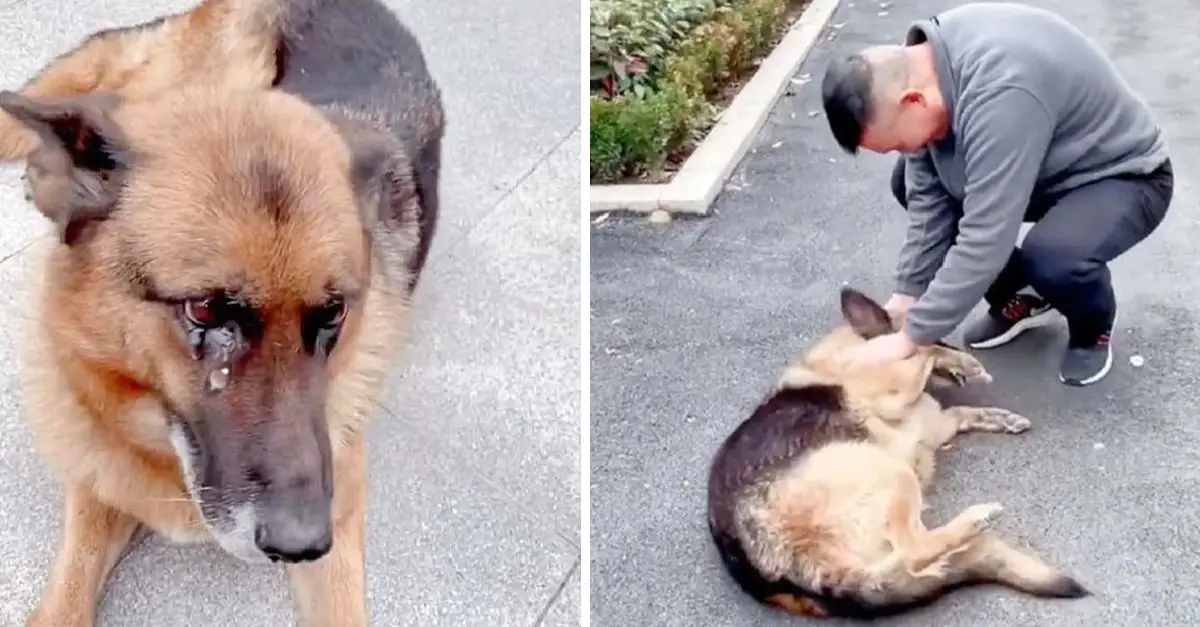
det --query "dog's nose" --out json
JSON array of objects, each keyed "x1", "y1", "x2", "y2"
[{"x1": 254, "y1": 512, "x2": 333, "y2": 563}]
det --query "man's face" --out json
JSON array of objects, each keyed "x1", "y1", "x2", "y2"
[{"x1": 859, "y1": 91, "x2": 942, "y2": 154}]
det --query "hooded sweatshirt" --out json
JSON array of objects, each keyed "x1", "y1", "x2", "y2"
[{"x1": 894, "y1": 2, "x2": 1169, "y2": 345}]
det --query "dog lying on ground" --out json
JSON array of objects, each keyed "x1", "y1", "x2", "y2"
[
  {"x1": 4, "y1": 1, "x2": 444, "y2": 625},
  {"x1": 706, "y1": 288, "x2": 1089, "y2": 619}
]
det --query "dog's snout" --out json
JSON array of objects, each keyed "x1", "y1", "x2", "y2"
[{"x1": 254, "y1": 507, "x2": 333, "y2": 563}]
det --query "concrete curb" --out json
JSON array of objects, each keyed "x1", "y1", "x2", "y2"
[{"x1": 588, "y1": 0, "x2": 843, "y2": 216}]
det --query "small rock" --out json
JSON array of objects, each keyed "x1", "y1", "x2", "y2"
[
  {"x1": 1130, "y1": 354, "x2": 1145, "y2": 367},
  {"x1": 1093, "y1": 442, "x2": 1105, "y2": 450},
  {"x1": 649, "y1": 210, "x2": 671, "y2": 224},
  {"x1": 770, "y1": 141, "x2": 782, "y2": 148}
]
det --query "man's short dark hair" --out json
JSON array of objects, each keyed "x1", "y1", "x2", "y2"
[{"x1": 821, "y1": 54, "x2": 876, "y2": 154}]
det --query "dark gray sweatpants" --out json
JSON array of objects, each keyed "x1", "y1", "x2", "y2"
[{"x1": 890, "y1": 157, "x2": 1174, "y2": 346}]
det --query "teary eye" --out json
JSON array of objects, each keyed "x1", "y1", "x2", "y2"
[{"x1": 184, "y1": 295, "x2": 229, "y2": 328}]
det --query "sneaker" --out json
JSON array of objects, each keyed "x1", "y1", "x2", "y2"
[
  {"x1": 963, "y1": 294, "x2": 1056, "y2": 349},
  {"x1": 1059, "y1": 316, "x2": 1116, "y2": 387}
]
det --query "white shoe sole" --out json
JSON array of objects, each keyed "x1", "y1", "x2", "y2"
[
  {"x1": 1060, "y1": 345, "x2": 1113, "y2": 386},
  {"x1": 967, "y1": 308, "x2": 1057, "y2": 350},
  {"x1": 1059, "y1": 309, "x2": 1118, "y2": 387}
]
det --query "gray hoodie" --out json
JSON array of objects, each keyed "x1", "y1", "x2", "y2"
[{"x1": 895, "y1": 2, "x2": 1168, "y2": 344}]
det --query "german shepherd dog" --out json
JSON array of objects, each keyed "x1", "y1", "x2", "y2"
[
  {"x1": 706, "y1": 288, "x2": 1089, "y2": 619},
  {"x1": 2, "y1": 1, "x2": 444, "y2": 625}
]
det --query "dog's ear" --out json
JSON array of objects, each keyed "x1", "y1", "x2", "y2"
[
  {"x1": 840, "y1": 288, "x2": 894, "y2": 339},
  {"x1": 324, "y1": 114, "x2": 397, "y2": 235},
  {"x1": 0, "y1": 90, "x2": 128, "y2": 245}
]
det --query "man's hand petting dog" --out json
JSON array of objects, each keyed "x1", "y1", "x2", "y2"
[{"x1": 834, "y1": 329, "x2": 919, "y2": 368}]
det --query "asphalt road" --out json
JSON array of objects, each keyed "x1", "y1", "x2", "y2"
[
  {"x1": 591, "y1": 0, "x2": 1200, "y2": 625},
  {"x1": 0, "y1": 0, "x2": 581, "y2": 625}
]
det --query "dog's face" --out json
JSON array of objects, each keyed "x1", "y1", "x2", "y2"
[
  {"x1": 1, "y1": 87, "x2": 398, "y2": 564},
  {"x1": 779, "y1": 288, "x2": 938, "y2": 413}
]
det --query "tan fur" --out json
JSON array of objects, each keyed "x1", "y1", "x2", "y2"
[
  {"x1": 18, "y1": 86, "x2": 415, "y2": 627},
  {"x1": 5, "y1": 13, "x2": 428, "y2": 618},
  {"x1": 738, "y1": 291, "x2": 1085, "y2": 615},
  {"x1": 0, "y1": 0, "x2": 283, "y2": 162}
]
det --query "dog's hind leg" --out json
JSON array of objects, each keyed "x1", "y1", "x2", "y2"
[
  {"x1": 877, "y1": 471, "x2": 1004, "y2": 578},
  {"x1": 945, "y1": 406, "x2": 1032, "y2": 435},
  {"x1": 25, "y1": 484, "x2": 141, "y2": 627},
  {"x1": 957, "y1": 533, "x2": 1090, "y2": 599}
]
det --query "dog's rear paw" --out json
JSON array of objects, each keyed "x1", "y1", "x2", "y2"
[{"x1": 964, "y1": 502, "x2": 1004, "y2": 531}]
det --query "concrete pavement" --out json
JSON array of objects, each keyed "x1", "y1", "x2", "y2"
[
  {"x1": 0, "y1": 0, "x2": 581, "y2": 625},
  {"x1": 591, "y1": 0, "x2": 1200, "y2": 625}
]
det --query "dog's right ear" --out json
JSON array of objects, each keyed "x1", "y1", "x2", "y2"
[
  {"x1": 840, "y1": 287, "x2": 893, "y2": 339},
  {"x1": 0, "y1": 90, "x2": 128, "y2": 245}
]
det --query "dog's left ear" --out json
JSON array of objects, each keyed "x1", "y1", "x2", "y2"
[
  {"x1": 840, "y1": 287, "x2": 894, "y2": 339},
  {"x1": 325, "y1": 114, "x2": 399, "y2": 236},
  {"x1": 0, "y1": 90, "x2": 128, "y2": 245}
]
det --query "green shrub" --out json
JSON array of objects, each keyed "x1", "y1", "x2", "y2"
[
  {"x1": 590, "y1": 0, "x2": 730, "y2": 98},
  {"x1": 589, "y1": 0, "x2": 790, "y2": 184},
  {"x1": 590, "y1": 84, "x2": 704, "y2": 183}
]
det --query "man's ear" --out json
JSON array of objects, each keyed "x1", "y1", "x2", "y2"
[{"x1": 0, "y1": 90, "x2": 129, "y2": 245}]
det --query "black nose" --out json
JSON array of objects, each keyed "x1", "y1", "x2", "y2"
[{"x1": 254, "y1": 513, "x2": 333, "y2": 563}]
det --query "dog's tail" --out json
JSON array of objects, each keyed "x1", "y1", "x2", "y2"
[{"x1": 961, "y1": 534, "x2": 1090, "y2": 599}]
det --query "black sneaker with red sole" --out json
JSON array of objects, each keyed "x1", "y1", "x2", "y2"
[{"x1": 963, "y1": 293, "x2": 1057, "y2": 350}]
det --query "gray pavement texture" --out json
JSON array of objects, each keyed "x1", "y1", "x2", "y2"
[
  {"x1": 591, "y1": 0, "x2": 1200, "y2": 625},
  {"x1": 0, "y1": 1, "x2": 581, "y2": 626}
]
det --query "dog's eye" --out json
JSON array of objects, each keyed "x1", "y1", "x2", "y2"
[{"x1": 184, "y1": 296, "x2": 228, "y2": 328}]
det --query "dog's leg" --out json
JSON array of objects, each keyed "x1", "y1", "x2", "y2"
[
  {"x1": 944, "y1": 406, "x2": 1032, "y2": 435},
  {"x1": 931, "y1": 346, "x2": 993, "y2": 386},
  {"x1": 879, "y1": 472, "x2": 1004, "y2": 577},
  {"x1": 26, "y1": 484, "x2": 141, "y2": 627},
  {"x1": 287, "y1": 438, "x2": 369, "y2": 627}
]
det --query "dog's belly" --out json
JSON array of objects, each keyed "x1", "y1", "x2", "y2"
[{"x1": 772, "y1": 442, "x2": 911, "y2": 562}]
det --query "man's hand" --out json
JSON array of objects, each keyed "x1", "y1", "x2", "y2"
[
  {"x1": 835, "y1": 330, "x2": 918, "y2": 369},
  {"x1": 883, "y1": 293, "x2": 917, "y2": 316}
]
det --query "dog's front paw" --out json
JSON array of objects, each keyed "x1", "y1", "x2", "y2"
[
  {"x1": 933, "y1": 348, "x2": 994, "y2": 386},
  {"x1": 983, "y1": 408, "x2": 1031, "y2": 434},
  {"x1": 956, "y1": 358, "x2": 993, "y2": 385}
]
